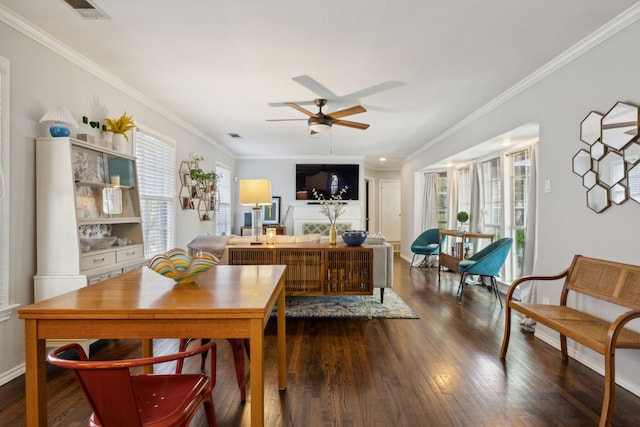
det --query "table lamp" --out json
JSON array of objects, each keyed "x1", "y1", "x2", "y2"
[
  {"x1": 239, "y1": 178, "x2": 272, "y2": 244},
  {"x1": 39, "y1": 106, "x2": 79, "y2": 137}
]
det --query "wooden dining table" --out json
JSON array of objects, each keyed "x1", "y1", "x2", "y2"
[{"x1": 18, "y1": 264, "x2": 287, "y2": 427}]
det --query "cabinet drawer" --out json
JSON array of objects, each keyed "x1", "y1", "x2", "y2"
[
  {"x1": 87, "y1": 269, "x2": 122, "y2": 285},
  {"x1": 116, "y1": 245, "x2": 144, "y2": 263},
  {"x1": 80, "y1": 251, "x2": 116, "y2": 271}
]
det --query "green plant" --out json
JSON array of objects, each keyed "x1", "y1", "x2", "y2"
[
  {"x1": 190, "y1": 168, "x2": 219, "y2": 188},
  {"x1": 456, "y1": 211, "x2": 469, "y2": 223},
  {"x1": 104, "y1": 112, "x2": 135, "y2": 141}
]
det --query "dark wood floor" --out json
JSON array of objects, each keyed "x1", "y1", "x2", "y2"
[{"x1": 2, "y1": 256, "x2": 639, "y2": 426}]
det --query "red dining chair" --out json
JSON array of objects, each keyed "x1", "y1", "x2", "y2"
[
  {"x1": 178, "y1": 338, "x2": 250, "y2": 402},
  {"x1": 47, "y1": 341, "x2": 217, "y2": 427}
]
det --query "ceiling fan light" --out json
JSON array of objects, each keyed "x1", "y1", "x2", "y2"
[{"x1": 308, "y1": 117, "x2": 331, "y2": 133}]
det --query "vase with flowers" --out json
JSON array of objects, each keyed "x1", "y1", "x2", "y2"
[
  {"x1": 104, "y1": 112, "x2": 135, "y2": 153},
  {"x1": 312, "y1": 186, "x2": 348, "y2": 245}
]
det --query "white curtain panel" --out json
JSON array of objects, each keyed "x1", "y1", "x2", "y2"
[{"x1": 422, "y1": 173, "x2": 439, "y2": 230}]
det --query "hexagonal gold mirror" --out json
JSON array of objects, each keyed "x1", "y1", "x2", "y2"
[
  {"x1": 598, "y1": 151, "x2": 625, "y2": 187},
  {"x1": 628, "y1": 164, "x2": 640, "y2": 204},
  {"x1": 580, "y1": 111, "x2": 602, "y2": 145},
  {"x1": 602, "y1": 101, "x2": 638, "y2": 150},
  {"x1": 587, "y1": 184, "x2": 610, "y2": 213},
  {"x1": 572, "y1": 149, "x2": 591, "y2": 176},
  {"x1": 624, "y1": 141, "x2": 640, "y2": 165},
  {"x1": 582, "y1": 170, "x2": 596, "y2": 189},
  {"x1": 610, "y1": 183, "x2": 627, "y2": 205}
]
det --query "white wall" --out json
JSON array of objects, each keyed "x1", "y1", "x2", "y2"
[
  {"x1": 401, "y1": 19, "x2": 640, "y2": 395},
  {"x1": 0, "y1": 20, "x2": 234, "y2": 384}
]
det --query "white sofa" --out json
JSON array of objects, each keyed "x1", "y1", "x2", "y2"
[{"x1": 188, "y1": 233, "x2": 394, "y2": 302}]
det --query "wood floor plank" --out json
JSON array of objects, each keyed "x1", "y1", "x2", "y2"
[{"x1": 2, "y1": 256, "x2": 639, "y2": 426}]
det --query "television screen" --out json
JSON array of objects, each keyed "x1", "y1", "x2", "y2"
[{"x1": 296, "y1": 164, "x2": 359, "y2": 200}]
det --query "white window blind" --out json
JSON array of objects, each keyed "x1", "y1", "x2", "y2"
[
  {"x1": 0, "y1": 56, "x2": 9, "y2": 311},
  {"x1": 135, "y1": 130, "x2": 175, "y2": 258},
  {"x1": 216, "y1": 163, "x2": 232, "y2": 235}
]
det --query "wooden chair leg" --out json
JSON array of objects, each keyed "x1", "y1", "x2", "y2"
[
  {"x1": 499, "y1": 306, "x2": 512, "y2": 359},
  {"x1": 228, "y1": 339, "x2": 248, "y2": 402},
  {"x1": 600, "y1": 349, "x2": 616, "y2": 427}
]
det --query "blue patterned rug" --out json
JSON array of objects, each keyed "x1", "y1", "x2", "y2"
[{"x1": 271, "y1": 289, "x2": 419, "y2": 319}]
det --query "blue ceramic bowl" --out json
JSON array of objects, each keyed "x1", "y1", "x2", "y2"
[{"x1": 342, "y1": 230, "x2": 368, "y2": 246}]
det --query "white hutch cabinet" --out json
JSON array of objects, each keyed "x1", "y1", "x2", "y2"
[{"x1": 34, "y1": 137, "x2": 146, "y2": 351}]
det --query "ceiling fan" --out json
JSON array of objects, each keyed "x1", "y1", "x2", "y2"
[{"x1": 268, "y1": 99, "x2": 369, "y2": 135}]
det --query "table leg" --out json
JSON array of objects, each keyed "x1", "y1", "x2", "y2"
[
  {"x1": 250, "y1": 319, "x2": 264, "y2": 427},
  {"x1": 24, "y1": 319, "x2": 47, "y2": 427},
  {"x1": 277, "y1": 287, "x2": 287, "y2": 390},
  {"x1": 141, "y1": 338, "x2": 153, "y2": 374}
]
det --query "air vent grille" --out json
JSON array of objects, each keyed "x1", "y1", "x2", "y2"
[{"x1": 63, "y1": 0, "x2": 109, "y2": 19}]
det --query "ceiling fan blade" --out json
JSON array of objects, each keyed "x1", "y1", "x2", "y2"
[
  {"x1": 333, "y1": 119, "x2": 370, "y2": 130},
  {"x1": 343, "y1": 80, "x2": 405, "y2": 100},
  {"x1": 327, "y1": 105, "x2": 366, "y2": 119},
  {"x1": 292, "y1": 75, "x2": 337, "y2": 99},
  {"x1": 286, "y1": 102, "x2": 318, "y2": 117}
]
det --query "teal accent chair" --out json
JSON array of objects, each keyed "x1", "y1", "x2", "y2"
[
  {"x1": 410, "y1": 228, "x2": 440, "y2": 269},
  {"x1": 456, "y1": 237, "x2": 513, "y2": 306}
]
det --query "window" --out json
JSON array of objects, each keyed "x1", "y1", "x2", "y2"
[
  {"x1": 480, "y1": 157, "x2": 502, "y2": 238},
  {"x1": 0, "y1": 56, "x2": 9, "y2": 314},
  {"x1": 216, "y1": 163, "x2": 232, "y2": 235},
  {"x1": 436, "y1": 171, "x2": 448, "y2": 229},
  {"x1": 506, "y1": 149, "x2": 530, "y2": 282},
  {"x1": 135, "y1": 129, "x2": 176, "y2": 259}
]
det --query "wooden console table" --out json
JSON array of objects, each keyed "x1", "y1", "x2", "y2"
[
  {"x1": 228, "y1": 242, "x2": 373, "y2": 296},
  {"x1": 438, "y1": 230, "x2": 494, "y2": 279}
]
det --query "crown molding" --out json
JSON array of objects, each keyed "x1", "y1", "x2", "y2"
[
  {"x1": 408, "y1": 2, "x2": 640, "y2": 163},
  {"x1": 0, "y1": 4, "x2": 235, "y2": 159}
]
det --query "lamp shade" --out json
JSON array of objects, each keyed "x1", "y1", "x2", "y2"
[
  {"x1": 239, "y1": 179, "x2": 272, "y2": 207},
  {"x1": 39, "y1": 106, "x2": 79, "y2": 137},
  {"x1": 308, "y1": 118, "x2": 331, "y2": 133}
]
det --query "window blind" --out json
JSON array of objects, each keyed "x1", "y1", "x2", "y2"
[
  {"x1": 216, "y1": 164, "x2": 231, "y2": 235},
  {"x1": 135, "y1": 130, "x2": 175, "y2": 258}
]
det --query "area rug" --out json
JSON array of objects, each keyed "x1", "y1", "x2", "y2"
[{"x1": 271, "y1": 289, "x2": 419, "y2": 319}]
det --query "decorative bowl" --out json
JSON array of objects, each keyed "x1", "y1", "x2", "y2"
[
  {"x1": 148, "y1": 248, "x2": 219, "y2": 284},
  {"x1": 79, "y1": 236, "x2": 118, "y2": 252},
  {"x1": 341, "y1": 230, "x2": 368, "y2": 246}
]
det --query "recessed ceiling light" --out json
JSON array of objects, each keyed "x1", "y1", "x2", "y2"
[{"x1": 379, "y1": 157, "x2": 387, "y2": 162}]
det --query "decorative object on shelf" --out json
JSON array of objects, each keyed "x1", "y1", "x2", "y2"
[
  {"x1": 573, "y1": 101, "x2": 640, "y2": 213},
  {"x1": 266, "y1": 227, "x2": 276, "y2": 244},
  {"x1": 148, "y1": 248, "x2": 219, "y2": 284},
  {"x1": 456, "y1": 211, "x2": 469, "y2": 231},
  {"x1": 312, "y1": 186, "x2": 348, "y2": 245},
  {"x1": 105, "y1": 112, "x2": 135, "y2": 152},
  {"x1": 262, "y1": 196, "x2": 281, "y2": 225},
  {"x1": 342, "y1": 230, "x2": 368, "y2": 246},
  {"x1": 39, "y1": 106, "x2": 79, "y2": 137},
  {"x1": 239, "y1": 179, "x2": 272, "y2": 244}
]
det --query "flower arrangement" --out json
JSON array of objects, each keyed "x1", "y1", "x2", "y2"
[
  {"x1": 312, "y1": 186, "x2": 348, "y2": 225},
  {"x1": 104, "y1": 112, "x2": 135, "y2": 141}
]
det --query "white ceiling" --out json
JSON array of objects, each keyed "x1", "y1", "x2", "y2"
[{"x1": 2, "y1": 0, "x2": 639, "y2": 169}]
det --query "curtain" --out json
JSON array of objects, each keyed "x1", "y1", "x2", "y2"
[
  {"x1": 469, "y1": 163, "x2": 481, "y2": 234},
  {"x1": 519, "y1": 144, "x2": 538, "y2": 331},
  {"x1": 422, "y1": 173, "x2": 439, "y2": 230},
  {"x1": 448, "y1": 168, "x2": 459, "y2": 229}
]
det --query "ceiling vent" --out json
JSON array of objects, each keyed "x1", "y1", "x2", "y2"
[{"x1": 63, "y1": 0, "x2": 110, "y2": 19}]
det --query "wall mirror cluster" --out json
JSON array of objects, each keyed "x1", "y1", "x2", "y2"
[
  {"x1": 573, "y1": 101, "x2": 640, "y2": 213},
  {"x1": 178, "y1": 159, "x2": 219, "y2": 221}
]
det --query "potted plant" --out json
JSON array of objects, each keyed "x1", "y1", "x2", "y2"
[
  {"x1": 456, "y1": 211, "x2": 469, "y2": 231},
  {"x1": 105, "y1": 112, "x2": 135, "y2": 151},
  {"x1": 189, "y1": 168, "x2": 219, "y2": 192}
]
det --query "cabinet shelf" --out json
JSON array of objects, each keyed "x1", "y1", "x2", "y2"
[{"x1": 78, "y1": 217, "x2": 142, "y2": 225}]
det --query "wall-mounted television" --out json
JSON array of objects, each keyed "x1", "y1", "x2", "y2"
[{"x1": 295, "y1": 164, "x2": 359, "y2": 200}]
